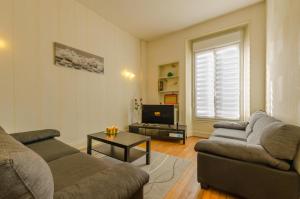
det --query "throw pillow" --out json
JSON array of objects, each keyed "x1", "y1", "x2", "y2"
[
  {"x1": 0, "y1": 130, "x2": 54, "y2": 199},
  {"x1": 260, "y1": 122, "x2": 300, "y2": 160},
  {"x1": 213, "y1": 121, "x2": 248, "y2": 130}
]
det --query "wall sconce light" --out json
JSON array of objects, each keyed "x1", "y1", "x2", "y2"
[
  {"x1": 121, "y1": 70, "x2": 135, "y2": 80},
  {"x1": 0, "y1": 39, "x2": 7, "y2": 49}
]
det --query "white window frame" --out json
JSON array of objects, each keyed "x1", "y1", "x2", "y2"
[{"x1": 192, "y1": 38, "x2": 244, "y2": 121}]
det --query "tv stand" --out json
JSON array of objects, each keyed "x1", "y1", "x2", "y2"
[{"x1": 129, "y1": 123, "x2": 187, "y2": 144}]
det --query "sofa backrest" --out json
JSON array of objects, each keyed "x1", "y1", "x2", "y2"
[
  {"x1": 11, "y1": 129, "x2": 60, "y2": 144},
  {"x1": 0, "y1": 127, "x2": 54, "y2": 199},
  {"x1": 247, "y1": 114, "x2": 279, "y2": 145},
  {"x1": 245, "y1": 111, "x2": 266, "y2": 136}
]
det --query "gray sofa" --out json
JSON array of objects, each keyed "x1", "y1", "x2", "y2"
[
  {"x1": 0, "y1": 127, "x2": 149, "y2": 199},
  {"x1": 194, "y1": 111, "x2": 300, "y2": 199}
]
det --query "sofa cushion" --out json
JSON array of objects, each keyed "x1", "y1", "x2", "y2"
[
  {"x1": 49, "y1": 152, "x2": 113, "y2": 191},
  {"x1": 11, "y1": 129, "x2": 60, "y2": 144},
  {"x1": 194, "y1": 137, "x2": 290, "y2": 170},
  {"x1": 27, "y1": 138, "x2": 79, "y2": 162},
  {"x1": 0, "y1": 129, "x2": 54, "y2": 199},
  {"x1": 247, "y1": 115, "x2": 278, "y2": 144},
  {"x1": 260, "y1": 122, "x2": 300, "y2": 160},
  {"x1": 49, "y1": 152, "x2": 149, "y2": 199},
  {"x1": 213, "y1": 121, "x2": 248, "y2": 130},
  {"x1": 53, "y1": 162, "x2": 149, "y2": 199},
  {"x1": 212, "y1": 128, "x2": 248, "y2": 141}
]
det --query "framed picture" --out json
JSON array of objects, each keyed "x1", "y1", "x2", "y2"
[
  {"x1": 159, "y1": 80, "x2": 164, "y2": 91},
  {"x1": 54, "y1": 42, "x2": 104, "y2": 74},
  {"x1": 164, "y1": 94, "x2": 177, "y2": 105}
]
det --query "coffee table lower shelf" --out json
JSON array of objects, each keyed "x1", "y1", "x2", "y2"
[
  {"x1": 93, "y1": 144, "x2": 146, "y2": 163},
  {"x1": 87, "y1": 131, "x2": 151, "y2": 165}
]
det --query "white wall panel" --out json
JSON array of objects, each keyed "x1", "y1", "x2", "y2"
[{"x1": 0, "y1": 0, "x2": 141, "y2": 147}]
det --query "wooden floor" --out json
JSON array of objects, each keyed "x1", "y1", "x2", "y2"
[{"x1": 139, "y1": 137, "x2": 237, "y2": 199}]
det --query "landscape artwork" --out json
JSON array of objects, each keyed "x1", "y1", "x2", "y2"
[{"x1": 54, "y1": 42, "x2": 104, "y2": 74}]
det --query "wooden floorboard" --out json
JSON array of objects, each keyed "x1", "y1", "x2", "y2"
[{"x1": 139, "y1": 137, "x2": 237, "y2": 199}]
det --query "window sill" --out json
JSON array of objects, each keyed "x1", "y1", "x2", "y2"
[{"x1": 192, "y1": 117, "x2": 241, "y2": 122}]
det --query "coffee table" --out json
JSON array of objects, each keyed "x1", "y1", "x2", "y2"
[{"x1": 87, "y1": 131, "x2": 151, "y2": 165}]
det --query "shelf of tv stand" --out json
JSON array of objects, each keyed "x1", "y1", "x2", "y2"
[{"x1": 128, "y1": 123, "x2": 186, "y2": 144}]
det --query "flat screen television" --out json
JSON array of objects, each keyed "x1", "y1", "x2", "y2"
[{"x1": 142, "y1": 104, "x2": 174, "y2": 125}]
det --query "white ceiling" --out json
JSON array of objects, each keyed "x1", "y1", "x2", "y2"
[{"x1": 77, "y1": 0, "x2": 263, "y2": 41}]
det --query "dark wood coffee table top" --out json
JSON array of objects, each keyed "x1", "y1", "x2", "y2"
[{"x1": 88, "y1": 131, "x2": 150, "y2": 148}]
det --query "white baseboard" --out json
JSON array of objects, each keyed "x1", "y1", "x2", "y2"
[
  {"x1": 192, "y1": 131, "x2": 211, "y2": 138},
  {"x1": 57, "y1": 138, "x2": 86, "y2": 150},
  {"x1": 68, "y1": 130, "x2": 211, "y2": 150}
]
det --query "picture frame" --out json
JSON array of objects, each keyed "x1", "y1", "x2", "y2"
[{"x1": 54, "y1": 42, "x2": 104, "y2": 74}]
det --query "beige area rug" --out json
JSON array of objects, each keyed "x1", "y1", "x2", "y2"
[{"x1": 92, "y1": 147, "x2": 191, "y2": 199}]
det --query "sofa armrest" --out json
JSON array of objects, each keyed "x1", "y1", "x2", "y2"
[
  {"x1": 194, "y1": 137, "x2": 290, "y2": 170},
  {"x1": 10, "y1": 129, "x2": 60, "y2": 144},
  {"x1": 213, "y1": 121, "x2": 248, "y2": 130},
  {"x1": 197, "y1": 152, "x2": 300, "y2": 199},
  {"x1": 54, "y1": 163, "x2": 149, "y2": 199}
]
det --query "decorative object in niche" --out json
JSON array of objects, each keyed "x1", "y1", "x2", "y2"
[
  {"x1": 164, "y1": 94, "x2": 178, "y2": 105},
  {"x1": 54, "y1": 42, "x2": 104, "y2": 74},
  {"x1": 167, "y1": 72, "x2": 174, "y2": 77}
]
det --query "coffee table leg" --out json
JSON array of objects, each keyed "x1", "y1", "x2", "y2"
[
  {"x1": 87, "y1": 136, "x2": 92, "y2": 155},
  {"x1": 111, "y1": 145, "x2": 115, "y2": 154},
  {"x1": 124, "y1": 147, "x2": 130, "y2": 162},
  {"x1": 146, "y1": 140, "x2": 151, "y2": 165}
]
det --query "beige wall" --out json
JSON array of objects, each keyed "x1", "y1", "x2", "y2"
[
  {"x1": 146, "y1": 3, "x2": 266, "y2": 136},
  {"x1": 0, "y1": 0, "x2": 142, "y2": 147},
  {"x1": 266, "y1": 0, "x2": 300, "y2": 125}
]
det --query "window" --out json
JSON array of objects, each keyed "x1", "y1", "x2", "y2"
[{"x1": 194, "y1": 43, "x2": 241, "y2": 120}]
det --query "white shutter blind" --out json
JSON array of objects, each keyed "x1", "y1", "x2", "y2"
[
  {"x1": 215, "y1": 45, "x2": 240, "y2": 120},
  {"x1": 195, "y1": 51, "x2": 215, "y2": 118},
  {"x1": 194, "y1": 44, "x2": 240, "y2": 120}
]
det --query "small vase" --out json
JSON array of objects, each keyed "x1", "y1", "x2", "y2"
[
  {"x1": 137, "y1": 110, "x2": 142, "y2": 123},
  {"x1": 133, "y1": 110, "x2": 141, "y2": 124}
]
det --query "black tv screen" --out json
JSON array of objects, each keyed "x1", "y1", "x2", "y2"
[{"x1": 142, "y1": 105, "x2": 174, "y2": 125}]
